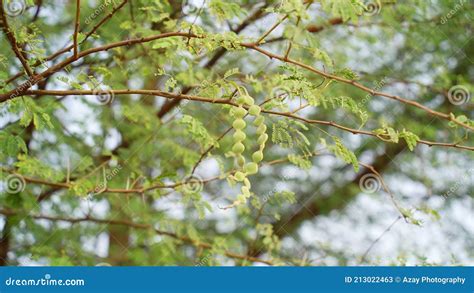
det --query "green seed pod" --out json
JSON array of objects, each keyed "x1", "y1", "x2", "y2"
[
  {"x1": 256, "y1": 124, "x2": 267, "y2": 135},
  {"x1": 233, "y1": 130, "x2": 246, "y2": 142},
  {"x1": 244, "y1": 95, "x2": 255, "y2": 106},
  {"x1": 232, "y1": 119, "x2": 246, "y2": 130},
  {"x1": 241, "y1": 186, "x2": 250, "y2": 196},
  {"x1": 243, "y1": 178, "x2": 251, "y2": 188},
  {"x1": 248, "y1": 105, "x2": 261, "y2": 116},
  {"x1": 236, "y1": 96, "x2": 246, "y2": 106},
  {"x1": 244, "y1": 162, "x2": 258, "y2": 175},
  {"x1": 234, "y1": 107, "x2": 247, "y2": 118},
  {"x1": 234, "y1": 171, "x2": 246, "y2": 181},
  {"x1": 236, "y1": 194, "x2": 246, "y2": 203},
  {"x1": 253, "y1": 116, "x2": 264, "y2": 126},
  {"x1": 237, "y1": 155, "x2": 246, "y2": 167},
  {"x1": 232, "y1": 142, "x2": 245, "y2": 154},
  {"x1": 252, "y1": 150, "x2": 263, "y2": 163},
  {"x1": 257, "y1": 133, "x2": 268, "y2": 145}
]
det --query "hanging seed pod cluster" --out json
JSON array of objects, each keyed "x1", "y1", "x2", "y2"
[{"x1": 226, "y1": 88, "x2": 268, "y2": 208}]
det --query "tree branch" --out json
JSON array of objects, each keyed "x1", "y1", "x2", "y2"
[
  {"x1": 23, "y1": 89, "x2": 474, "y2": 151},
  {"x1": 0, "y1": 0, "x2": 34, "y2": 77},
  {"x1": 0, "y1": 208, "x2": 274, "y2": 265},
  {"x1": 3, "y1": 0, "x2": 129, "y2": 86},
  {"x1": 73, "y1": 0, "x2": 81, "y2": 59}
]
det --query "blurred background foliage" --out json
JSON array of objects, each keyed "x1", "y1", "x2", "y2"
[{"x1": 0, "y1": 0, "x2": 473, "y2": 266}]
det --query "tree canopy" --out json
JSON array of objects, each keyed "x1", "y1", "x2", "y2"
[{"x1": 0, "y1": 0, "x2": 473, "y2": 266}]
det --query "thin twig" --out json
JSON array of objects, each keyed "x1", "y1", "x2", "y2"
[
  {"x1": 360, "y1": 216, "x2": 402, "y2": 263},
  {"x1": 0, "y1": 0, "x2": 34, "y2": 76},
  {"x1": 73, "y1": 0, "x2": 81, "y2": 59},
  {"x1": 0, "y1": 208, "x2": 274, "y2": 265},
  {"x1": 21, "y1": 89, "x2": 474, "y2": 151}
]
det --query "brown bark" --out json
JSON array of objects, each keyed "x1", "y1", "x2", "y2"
[{"x1": 0, "y1": 218, "x2": 10, "y2": 266}]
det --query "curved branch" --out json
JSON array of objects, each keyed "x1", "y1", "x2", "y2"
[
  {"x1": 0, "y1": 0, "x2": 34, "y2": 76},
  {"x1": 23, "y1": 89, "x2": 474, "y2": 151},
  {"x1": 240, "y1": 43, "x2": 474, "y2": 132}
]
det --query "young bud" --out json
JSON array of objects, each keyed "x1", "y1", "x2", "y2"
[
  {"x1": 252, "y1": 151, "x2": 263, "y2": 163},
  {"x1": 253, "y1": 116, "x2": 264, "y2": 126},
  {"x1": 234, "y1": 107, "x2": 247, "y2": 118},
  {"x1": 232, "y1": 142, "x2": 245, "y2": 154},
  {"x1": 257, "y1": 133, "x2": 268, "y2": 145},
  {"x1": 232, "y1": 119, "x2": 246, "y2": 130},
  {"x1": 248, "y1": 105, "x2": 261, "y2": 116},
  {"x1": 233, "y1": 130, "x2": 246, "y2": 142},
  {"x1": 234, "y1": 171, "x2": 246, "y2": 181},
  {"x1": 256, "y1": 124, "x2": 267, "y2": 135},
  {"x1": 245, "y1": 162, "x2": 258, "y2": 175},
  {"x1": 244, "y1": 95, "x2": 255, "y2": 106}
]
